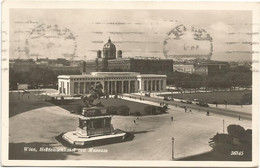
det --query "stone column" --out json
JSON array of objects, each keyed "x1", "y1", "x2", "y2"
[
  {"x1": 78, "y1": 82, "x2": 80, "y2": 94},
  {"x1": 158, "y1": 80, "x2": 161, "y2": 91},
  {"x1": 140, "y1": 79, "x2": 144, "y2": 92},
  {"x1": 70, "y1": 81, "x2": 74, "y2": 95},
  {"x1": 154, "y1": 80, "x2": 157, "y2": 92},
  {"x1": 119, "y1": 81, "x2": 122, "y2": 94},
  {"x1": 108, "y1": 81, "x2": 111, "y2": 95},
  {"x1": 115, "y1": 80, "x2": 117, "y2": 94},
  {"x1": 135, "y1": 80, "x2": 138, "y2": 93},
  {"x1": 146, "y1": 80, "x2": 149, "y2": 92},
  {"x1": 163, "y1": 79, "x2": 166, "y2": 90},
  {"x1": 128, "y1": 80, "x2": 130, "y2": 93},
  {"x1": 83, "y1": 82, "x2": 86, "y2": 95}
]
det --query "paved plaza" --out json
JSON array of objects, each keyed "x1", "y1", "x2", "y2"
[{"x1": 9, "y1": 91, "x2": 252, "y2": 160}]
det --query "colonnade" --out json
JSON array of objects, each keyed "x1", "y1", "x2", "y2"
[
  {"x1": 142, "y1": 79, "x2": 163, "y2": 92},
  {"x1": 72, "y1": 80, "x2": 137, "y2": 95}
]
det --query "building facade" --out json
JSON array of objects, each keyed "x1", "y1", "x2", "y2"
[
  {"x1": 173, "y1": 64, "x2": 194, "y2": 74},
  {"x1": 58, "y1": 72, "x2": 166, "y2": 96},
  {"x1": 83, "y1": 38, "x2": 173, "y2": 74},
  {"x1": 193, "y1": 61, "x2": 230, "y2": 76},
  {"x1": 172, "y1": 60, "x2": 230, "y2": 76}
]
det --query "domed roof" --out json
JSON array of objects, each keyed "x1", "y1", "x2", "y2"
[{"x1": 103, "y1": 38, "x2": 116, "y2": 51}]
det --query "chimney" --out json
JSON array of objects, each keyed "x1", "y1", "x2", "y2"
[
  {"x1": 97, "y1": 50, "x2": 101, "y2": 58},
  {"x1": 117, "y1": 50, "x2": 122, "y2": 58},
  {"x1": 82, "y1": 61, "x2": 86, "y2": 74}
]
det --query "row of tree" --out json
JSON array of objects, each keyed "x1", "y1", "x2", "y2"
[
  {"x1": 9, "y1": 65, "x2": 252, "y2": 91},
  {"x1": 9, "y1": 67, "x2": 81, "y2": 90},
  {"x1": 165, "y1": 66, "x2": 252, "y2": 91}
]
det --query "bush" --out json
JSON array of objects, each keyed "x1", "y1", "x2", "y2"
[
  {"x1": 209, "y1": 133, "x2": 233, "y2": 154},
  {"x1": 77, "y1": 105, "x2": 84, "y2": 115},
  {"x1": 84, "y1": 109, "x2": 102, "y2": 117},
  {"x1": 106, "y1": 106, "x2": 118, "y2": 115},
  {"x1": 130, "y1": 111, "x2": 141, "y2": 116},
  {"x1": 144, "y1": 105, "x2": 155, "y2": 115},
  {"x1": 95, "y1": 102, "x2": 104, "y2": 107},
  {"x1": 227, "y1": 124, "x2": 246, "y2": 138},
  {"x1": 241, "y1": 93, "x2": 252, "y2": 105},
  {"x1": 117, "y1": 105, "x2": 130, "y2": 116},
  {"x1": 157, "y1": 107, "x2": 166, "y2": 114},
  {"x1": 144, "y1": 105, "x2": 165, "y2": 115}
]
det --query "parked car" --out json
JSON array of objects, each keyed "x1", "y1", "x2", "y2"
[
  {"x1": 186, "y1": 99, "x2": 193, "y2": 104},
  {"x1": 196, "y1": 101, "x2": 209, "y2": 107},
  {"x1": 145, "y1": 93, "x2": 150, "y2": 97},
  {"x1": 164, "y1": 96, "x2": 173, "y2": 101}
]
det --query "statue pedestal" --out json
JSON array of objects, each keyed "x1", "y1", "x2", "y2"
[{"x1": 62, "y1": 107, "x2": 126, "y2": 146}]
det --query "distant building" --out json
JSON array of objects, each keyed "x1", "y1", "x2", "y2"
[
  {"x1": 82, "y1": 38, "x2": 173, "y2": 74},
  {"x1": 193, "y1": 60, "x2": 230, "y2": 76},
  {"x1": 173, "y1": 64, "x2": 194, "y2": 74},
  {"x1": 58, "y1": 72, "x2": 167, "y2": 95},
  {"x1": 173, "y1": 60, "x2": 230, "y2": 76},
  {"x1": 10, "y1": 58, "x2": 82, "y2": 74}
]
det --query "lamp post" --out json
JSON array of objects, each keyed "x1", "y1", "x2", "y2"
[
  {"x1": 223, "y1": 119, "x2": 225, "y2": 133},
  {"x1": 172, "y1": 137, "x2": 175, "y2": 160}
]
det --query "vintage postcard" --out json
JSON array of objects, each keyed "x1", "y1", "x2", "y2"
[{"x1": 1, "y1": 1, "x2": 259, "y2": 167}]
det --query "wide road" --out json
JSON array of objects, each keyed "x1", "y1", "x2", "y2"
[{"x1": 124, "y1": 94, "x2": 252, "y2": 120}]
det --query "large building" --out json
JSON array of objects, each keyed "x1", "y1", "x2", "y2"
[
  {"x1": 82, "y1": 38, "x2": 173, "y2": 74},
  {"x1": 173, "y1": 60, "x2": 230, "y2": 76},
  {"x1": 58, "y1": 72, "x2": 167, "y2": 96},
  {"x1": 193, "y1": 60, "x2": 230, "y2": 76}
]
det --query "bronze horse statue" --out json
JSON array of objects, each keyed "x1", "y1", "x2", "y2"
[{"x1": 81, "y1": 82, "x2": 104, "y2": 107}]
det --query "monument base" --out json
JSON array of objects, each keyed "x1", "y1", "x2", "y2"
[{"x1": 62, "y1": 129, "x2": 127, "y2": 146}]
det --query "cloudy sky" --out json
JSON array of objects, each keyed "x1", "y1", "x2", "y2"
[{"x1": 10, "y1": 9, "x2": 254, "y2": 61}]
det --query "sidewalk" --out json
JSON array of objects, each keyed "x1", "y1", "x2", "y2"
[{"x1": 131, "y1": 92, "x2": 252, "y2": 114}]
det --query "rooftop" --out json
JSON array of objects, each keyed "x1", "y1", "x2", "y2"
[{"x1": 58, "y1": 72, "x2": 166, "y2": 79}]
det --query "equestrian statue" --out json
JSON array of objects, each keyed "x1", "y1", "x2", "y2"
[{"x1": 81, "y1": 82, "x2": 104, "y2": 107}]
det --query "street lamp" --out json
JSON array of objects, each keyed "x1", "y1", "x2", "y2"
[{"x1": 172, "y1": 137, "x2": 175, "y2": 160}]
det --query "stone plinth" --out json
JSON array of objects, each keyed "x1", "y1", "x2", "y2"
[{"x1": 62, "y1": 107, "x2": 126, "y2": 146}]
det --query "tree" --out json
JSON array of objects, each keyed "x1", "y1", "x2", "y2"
[
  {"x1": 117, "y1": 105, "x2": 130, "y2": 116},
  {"x1": 106, "y1": 106, "x2": 118, "y2": 115},
  {"x1": 227, "y1": 124, "x2": 246, "y2": 138}
]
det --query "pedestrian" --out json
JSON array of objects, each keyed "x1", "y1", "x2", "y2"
[
  {"x1": 206, "y1": 111, "x2": 209, "y2": 116},
  {"x1": 189, "y1": 109, "x2": 192, "y2": 113},
  {"x1": 171, "y1": 116, "x2": 173, "y2": 121},
  {"x1": 185, "y1": 107, "x2": 187, "y2": 113},
  {"x1": 140, "y1": 97, "x2": 142, "y2": 101},
  {"x1": 133, "y1": 120, "x2": 136, "y2": 124}
]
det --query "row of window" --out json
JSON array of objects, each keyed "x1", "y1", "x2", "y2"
[{"x1": 71, "y1": 77, "x2": 138, "y2": 81}]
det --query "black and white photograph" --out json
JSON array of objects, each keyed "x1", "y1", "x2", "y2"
[{"x1": 1, "y1": 1, "x2": 259, "y2": 167}]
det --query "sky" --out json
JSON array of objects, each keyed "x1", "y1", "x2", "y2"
[{"x1": 9, "y1": 9, "x2": 254, "y2": 61}]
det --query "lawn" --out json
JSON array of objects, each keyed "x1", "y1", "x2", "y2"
[
  {"x1": 56, "y1": 98, "x2": 161, "y2": 116},
  {"x1": 159, "y1": 90, "x2": 252, "y2": 105}
]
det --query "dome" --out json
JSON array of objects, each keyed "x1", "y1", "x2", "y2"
[
  {"x1": 103, "y1": 38, "x2": 116, "y2": 51},
  {"x1": 103, "y1": 38, "x2": 116, "y2": 59}
]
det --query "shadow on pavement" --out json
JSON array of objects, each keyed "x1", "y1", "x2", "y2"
[
  {"x1": 9, "y1": 93, "x2": 56, "y2": 118},
  {"x1": 55, "y1": 132, "x2": 136, "y2": 149}
]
